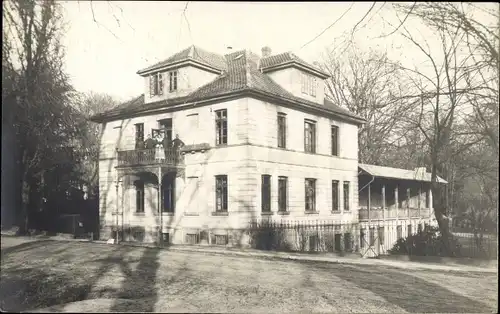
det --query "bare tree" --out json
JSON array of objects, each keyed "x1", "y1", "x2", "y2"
[
  {"x1": 395, "y1": 3, "x2": 499, "y2": 155},
  {"x1": 376, "y1": 4, "x2": 500, "y2": 255},
  {"x1": 71, "y1": 92, "x2": 119, "y2": 199},
  {"x1": 322, "y1": 45, "x2": 413, "y2": 164}
]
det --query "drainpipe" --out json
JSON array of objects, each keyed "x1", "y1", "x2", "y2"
[
  {"x1": 158, "y1": 165, "x2": 162, "y2": 246},
  {"x1": 358, "y1": 174, "x2": 375, "y2": 192},
  {"x1": 115, "y1": 180, "x2": 119, "y2": 244},
  {"x1": 358, "y1": 172, "x2": 375, "y2": 230}
]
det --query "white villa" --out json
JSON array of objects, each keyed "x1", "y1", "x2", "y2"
[{"x1": 91, "y1": 45, "x2": 446, "y2": 255}]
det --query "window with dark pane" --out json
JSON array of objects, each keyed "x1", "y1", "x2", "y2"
[
  {"x1": 169, "y1": 71, "x2": 178, "y2": 92},
  {"x1": 159, "y1": 118, "x2": 173, "y2": 144},
  {"x1": 135, "y1": 123, "x2": 144, "y2": 149},
  {"x1": 343, "y1": 181, "x2": 350, "y2": 211},
  {"x1": 304, "y1": 120, "x2": 316, "y2": 153},
  {"x1": 134, "y1": 180, "x2": 144, "y2": 213},
  {"x1": 331, "y1": 125, "x2": 339, "y2": 156},
  {"x1": 261, "y1": 175, "x2": 271, "y2": 212},
  {"x1": 278, "y1": 176, "x2": 288, "y2": 212},
  {"x1": 215, "y1": 109, "x2": 228, "y2": 145},
  {"x1": 305, "y1": 178, "x2": 316, "y2": 212},
  {"x1": 277, "y1": 113, "x2": 287, "y2": 148},
  {"x1": 332, "y1": 180, "x2": 339, "y2": 211},
  {"x1": 215, "y1": 175, "x2": 228, "y2": 212}
]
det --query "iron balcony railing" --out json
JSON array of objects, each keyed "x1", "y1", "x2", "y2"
[{"x1": 117, "y1": 148, "x2": 184, "y2": 167}]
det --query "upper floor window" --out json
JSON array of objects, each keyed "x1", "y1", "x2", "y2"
[
  {"x1": 150, "y1": 73, "x2": 164, "y2": 96},
  {"x1": 169, "y1": 71, "x2": 178, "y2": 92},
  {"x1": 215, "y1": 109, "x2": 228, "y2": 145},
  {"x1": 277, "y1": 113, "x2": 286, "y2": 148},
  {"x1": 158, "y1": 118, "x2": 173, "y2": 144},
  {"x1": 301, "y1": 73, "x2": 317, "y2": 97},
  {"x1": 331, "y1": 125, "x2": 339, "y2": 156},
  {"x1": 135, "y1": 123, "x2": 144, "y2": 149},
  {"x1": 305, "y1": 178, "x2": 316, "y2": 212},
  {"x1": 261, "y1": 175, "x2": 271, "y2": 212},
  {"x1": 304, "y1": 119, "x2": 316, "y2": 153}
]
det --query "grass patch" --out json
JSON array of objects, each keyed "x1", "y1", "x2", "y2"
[{"x1": 1, "y1": 238, "x2": 497, "y2": 313}]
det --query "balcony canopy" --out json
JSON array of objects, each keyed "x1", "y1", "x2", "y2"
[{"x1": 359, "y1": 163, "x2": 448, "y2": 184}]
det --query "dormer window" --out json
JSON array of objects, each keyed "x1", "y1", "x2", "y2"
[
  {"x1": 301, "y1": 73, "x2": 317, "y2": 97},
  {"x1": 149, "y1": 73, "x2": 164, "y2": 96},
  {"x1": 169, "y1": 71, "x2": 178, "y2": 92}
]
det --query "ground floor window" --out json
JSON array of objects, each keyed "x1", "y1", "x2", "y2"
[
  {"x1": 161, "y1": 176, "x2": 175, "y2": 213},
  {"x1": 215, "y1": 175, "x2": 228, "y2": 212},
  {"x1": 162, "y1": 232, "x2": 170, "y2": 244},
  {"x1": 185, "y1": 233, "x2": 200, "y2": 244},
  {"x1": 278, "y1": 176, "x2": 288, "y2": 212},
  {"x1": 211, "y1": 234, "x2": 228, "y2": 245},
  {"x1": 305, "y1": 178, "x2": 316, "y2": 212},
  {"x1": 134, "y1": 180, "x2": 144, "y2": 213}
]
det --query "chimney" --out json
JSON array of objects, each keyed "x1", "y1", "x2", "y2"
[{"x1": 261, "y1": 46, "x2": 272, "y2": 57}]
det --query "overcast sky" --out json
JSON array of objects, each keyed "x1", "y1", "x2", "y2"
[{"x1": 60, "y1": 1, "x2": 496, "y2": 103}]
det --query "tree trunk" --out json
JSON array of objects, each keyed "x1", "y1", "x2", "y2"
[{"x1": 431, "y1": 154, "x2": 455, "y2": 256}]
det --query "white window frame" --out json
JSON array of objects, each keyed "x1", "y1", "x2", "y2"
[
  {"x1": 169, "y1": 70, "x2": 178, "y2": 92},
  {"x1": 150, "y1": 72, "x2": 164, "y2": 96}
]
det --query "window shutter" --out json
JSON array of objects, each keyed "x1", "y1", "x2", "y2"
[
  {"x1": 158, "y1": 73, "x2": 163, "y2": 95},
  {"x1": 149, "y1": 75, "x2": 154, "y2": 97}
]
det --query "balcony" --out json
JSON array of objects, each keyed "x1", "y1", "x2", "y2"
[
  {"x1": 117, "y1": 148, "x2": 184, "y2": 168},
  {"x1": 359, "y1": 207, "x2": 432, "y2": 221}
]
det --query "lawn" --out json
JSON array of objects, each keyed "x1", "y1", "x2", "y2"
[{"x1": 1, "y1": 237, "x2": 497, "y2": 313}]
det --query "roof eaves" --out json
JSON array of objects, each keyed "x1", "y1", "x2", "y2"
[
  {"x1": 137, "y1": 59, "x2": 223, "y2": 76},
  {"x1": 261, "y1": 61, "x2": 330, "y2": 79},
  {"x1": 358, "y1": 164, "x2": 448, "y2": 184}
]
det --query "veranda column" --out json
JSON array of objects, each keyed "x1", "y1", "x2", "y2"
[
  {"x1": 115, "y1": 179, "x2": 119, "y2": 244},
  {"x1": 368, "y1": 183, "x2": 371, "y2": 224},
  {"x1": 418, "y1": 185, "x2": 422, "y2": 217},
  {"x1": 382, "y1": 184, "x2": 386, "y2": 220},
  {"x1": 395, "y1": 184, "x2": 399, "y2": 224},
  {"x1": 428, "y1": 186, "x2": 433, "y2": 225},
  {"x1": 158, "y1": 166, "x2": 162, "y2": 245}
]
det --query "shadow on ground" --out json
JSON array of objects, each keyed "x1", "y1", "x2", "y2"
[
  {"x1": 307, "y1": 261, "x2": 496, "y2": 313},
  {"x1": 0, "y1": 241, "x2": 131, "y2": 312}
]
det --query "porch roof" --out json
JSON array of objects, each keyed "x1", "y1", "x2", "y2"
[{"x1": 358, "y1": 163, "x2": 448, "y2": 184}]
